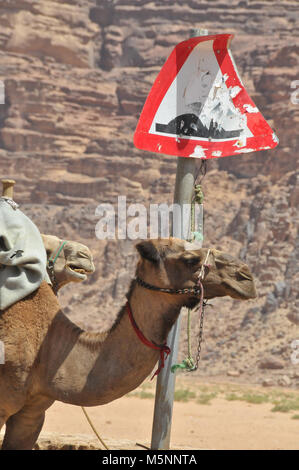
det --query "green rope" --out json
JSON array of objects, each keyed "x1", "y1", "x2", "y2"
[
  {"x1": 171, "y1": 310, "x2": 196, "y2": 373},
  {"x1": 48, "y1": 241, "x2": 67, "y2": 266},
  {"x1": 171, "y1": 184, "x2": 204, "y2": 374}
]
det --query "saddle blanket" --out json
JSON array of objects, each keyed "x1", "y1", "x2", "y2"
[{"x1": 0, "y1": 197, "x2": 50, "y2": 310}]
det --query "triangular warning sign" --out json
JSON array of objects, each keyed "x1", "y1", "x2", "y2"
[{"x1": 134, "y1": 34, "x2": 279, "y2": 159}]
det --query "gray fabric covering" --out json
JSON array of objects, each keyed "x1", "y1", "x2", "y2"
[{"x1": 0, "y1": 198, "x2": 51, "y2": 310}]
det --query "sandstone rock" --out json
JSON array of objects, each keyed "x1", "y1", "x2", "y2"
[
  {"x1": 25, "y1": 432, "x2": 150, "y2": 450},
  {"x1": 287, "y1": 312, "x2": 299, "y2": 326},
  {"x1": 112, "y1": 271, "x2": 131, "y2": 298},
  {"x1": 259, "y1": 356, "x2": 285, "y2": 370},
  {"x1": 262, "y1": 292, "x2": 278, "y2": 314},
  {"x1": 100, "y1": 25, "x2": 124, "y2": 70},
  {"x1": 90, "y1": 1, "x2": 114, "y2": 27},
  {"x1": 5, "y1": 5, "x2": 99, "y2": 68},
  {"x1": 274, "y1": 281, "x2": 286, "y2": 299},
  {"x1": 241, "y1": 308, "x2": 259, "y2": 327},
  {"x1": 262, "y1": 378, "x2": 275, "y2": 387},
  {"x1": 277, "y1": 375, "x2": 292, "y2": 387},
  {"x1": 227, "y1": 370, "x2": 240, "y2": 377}
]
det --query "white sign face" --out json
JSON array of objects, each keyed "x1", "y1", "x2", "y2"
[{"x1": 149, "y1": 40, "x2": 253, "y2": 143}]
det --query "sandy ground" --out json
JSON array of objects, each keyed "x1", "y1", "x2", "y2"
[
  {"x1": 39, "y1": 381, "x2": 299, "y2": 451},
  {"x1": 1, "y1": 379, "x2": 298, "y2": 450}
]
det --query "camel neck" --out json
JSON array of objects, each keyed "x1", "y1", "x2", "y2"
[
  {"x1": 42, "y1": 283, "x2": 182, "y2": 407},
  {"x1": 126, "y1": 283, "x2": 182, "y2": 345}
]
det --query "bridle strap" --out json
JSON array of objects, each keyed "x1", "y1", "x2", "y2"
[
  {"x1": 47, "y1": 240, "x2": 67, "y2": 294},
  {"x1": 135, "y1": 277, "x2": 202, "y2": 296},
  {"x1": 135, "y1": 248, "x2": 211, "y2": 296},
  {"x1": 48, "y1": 240, "x2": 67, "y2": 268},
  {"x1": 126, "y1": 301, "x2": 171, "y2": 380}
]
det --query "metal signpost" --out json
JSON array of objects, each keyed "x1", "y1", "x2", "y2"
[
  {"x1": 150, "y1": 29, "x2": 206, "y2": 451},
  {"x1": 134, "y1": 28, "x2": 278, "y2": 450},
  {"x1": 150, "y1": 156, "x2": 198, "y2": 450}
]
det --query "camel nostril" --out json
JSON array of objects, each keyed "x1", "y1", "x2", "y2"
[{"x1": 237, "y1": 270, "x2": 253, "y2": 281}]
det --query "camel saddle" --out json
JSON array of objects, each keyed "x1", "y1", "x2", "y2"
[{"x1": 0, "y1": 197, "x2": 50, "y2": 310}]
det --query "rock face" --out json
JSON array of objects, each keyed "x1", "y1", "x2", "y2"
[
  {"x1": 0, "y1": 0, "x2": 298, "y2": 385},
  {"x1": 259, "y1": 356, "x2": 285, "y2": 370}
]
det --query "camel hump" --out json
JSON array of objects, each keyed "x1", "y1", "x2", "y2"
[
  {"x1": 4, "y1": 281, "x2": 59, "y2": 317},
  {"x1": 21, "y1": 281, "x2": 59, "y2": 313},
  {"x1": 0, "y1": 199, "x2": 51, "y2": 310}
]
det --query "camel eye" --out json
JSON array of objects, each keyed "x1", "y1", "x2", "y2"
[
  {"x1": 215, "y1": 259, "x2": 229, "y2": 268},
  {"x1": 183, "y1": 256, "x2": 201, "y2": 267}
]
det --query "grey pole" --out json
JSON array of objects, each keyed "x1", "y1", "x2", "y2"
[{"x1": 150, "y1": 28, "x2": 208, "y2": 451}]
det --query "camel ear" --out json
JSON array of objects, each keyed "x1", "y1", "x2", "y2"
[{"x1": 135, "y1": 240, "x2": 160, "y2": 263}]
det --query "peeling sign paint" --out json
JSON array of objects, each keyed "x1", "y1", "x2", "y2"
[
  {"x1": 233, "y1": 136, "x2": 247, "y2": 148},
  {"x1": 243, "y1": 104, "x2": 258, "y2": 113},
  {"x1": 235, "y1": 148, "x2": 254, "y2": 153},
  {"x1": 194, "y1": 70, "x2": 250, "y2": 141},
  {"x1": 229, "y1": 86, "x2": 242, "y2": 98},
  {"x1": 212, "y1": 150, "x2": 222, "y2": 157},
  {"x1": 190, "y1": 145, "x2": 207, "y2": 159},
  {"x1": 272, "y1": 133, "x2": 279, "y2": 144}
]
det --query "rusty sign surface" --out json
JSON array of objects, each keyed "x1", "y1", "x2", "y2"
[{"x1": 134, "y1": 34, "x2": 279, "y2": 159}]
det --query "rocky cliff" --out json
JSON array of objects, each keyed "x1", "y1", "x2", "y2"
[{"x1": 0, "y1": 0, "x2": 298, "y2": 387}]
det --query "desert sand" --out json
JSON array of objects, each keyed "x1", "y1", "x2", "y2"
[{"x1": 37, "y1": 378, "x2": 299, "y2": 451}]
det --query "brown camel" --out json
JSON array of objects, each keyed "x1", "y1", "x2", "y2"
[
  {"x1": 0, "y1": 238, "x2": 256, "y2": 450},
  {"x1": 41, "y1": 234, "x2": 95, "y2": 291}
]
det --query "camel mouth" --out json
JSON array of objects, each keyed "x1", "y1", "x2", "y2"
[
  {"x1": 184, "y1": 296, "x2": 201, "y2": 309},
  {"x1": 66, "y1": 264, "x2": 93, "y2": 281},
  {"x1": 222, "y1": 280, "x2": 257, "y2": 300}
]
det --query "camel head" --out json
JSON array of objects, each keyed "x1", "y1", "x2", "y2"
[
  {"x1": 135, "y1": 238, "x2": 257, "y2": 307},
  {"x1": 41, "y1": 234, "x2": 95, "y2": 291}
]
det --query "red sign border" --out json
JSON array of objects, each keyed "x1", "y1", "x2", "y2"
[{"x1": 134, "y1": 34, "x2": 278, "y2": 159}]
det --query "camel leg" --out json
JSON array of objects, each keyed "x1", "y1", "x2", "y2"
[
  {"x1": 1, "y1": 397, "x2": 54, "y2": 450},
  {"x1": 0, "y1": 413, "x2": 6, "y2": 449},
  {"x1": 0, "y1": 417, "x2": 4, "y2": 450},
  {"x1": 0, "y1": 416, "x2": 5, "y2": 432},
  {"x1": 2, "y1": 409, "x2": 45, "y2": 450}
]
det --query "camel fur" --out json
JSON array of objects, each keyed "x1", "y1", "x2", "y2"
[{"x1": 0, "y1": 238, "x2": 256, "y2": 449}]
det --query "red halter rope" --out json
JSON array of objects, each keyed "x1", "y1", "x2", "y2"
[{"x1": 126, "y1": 301, "x2": 171, "y2": 380}]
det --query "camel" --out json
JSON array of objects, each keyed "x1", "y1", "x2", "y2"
[
  {"x1": 41, "y1": 234, "x2": 95, "y2": 291},
  {"x1": 0, "y1": 238, "x2": 256, "y2": 450}
]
